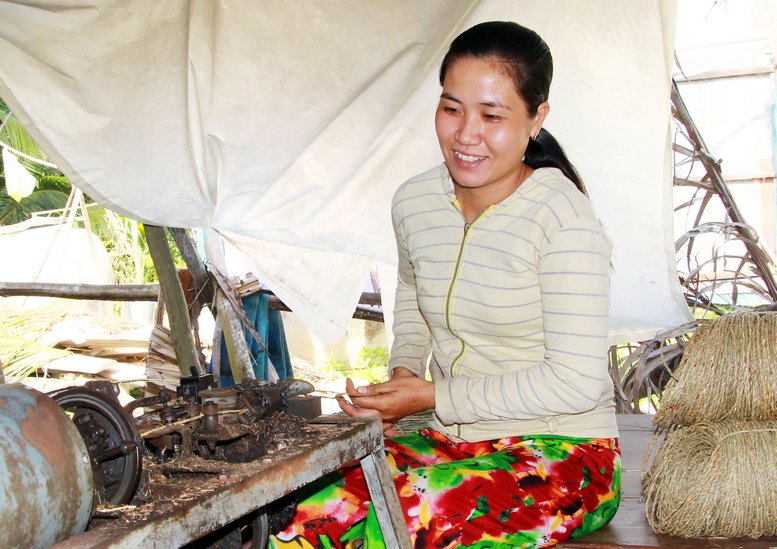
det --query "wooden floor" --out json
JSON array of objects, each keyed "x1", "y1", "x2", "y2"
[{"x1": 560, "y1": 414, "x2": 777, "y2": 548}]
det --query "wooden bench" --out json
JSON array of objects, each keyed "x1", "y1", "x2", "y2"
[{"x1": 562, "y1": 414, "x2": 777, "y2": 548}]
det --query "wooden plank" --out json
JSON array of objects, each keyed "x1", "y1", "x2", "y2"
[{"x1": 361, "y1": 448, "x2": 413, "y2": 549}]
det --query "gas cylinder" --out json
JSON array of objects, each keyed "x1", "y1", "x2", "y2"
[{"x1": 0, "y1": 383, "x2": 93, "y2": 548}]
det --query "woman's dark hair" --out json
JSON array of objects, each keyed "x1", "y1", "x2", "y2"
[{"x1": 439, "y1": 21, "x2": 586, "y2": 195}]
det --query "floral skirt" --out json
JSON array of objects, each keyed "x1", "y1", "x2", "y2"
[{"x1": 269, "y1": 428, "x2": 620, "y2": 548}]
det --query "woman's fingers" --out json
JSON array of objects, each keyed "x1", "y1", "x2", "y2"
[
  {"x1": 382, "y1": 422, "x2": 402, "y2": 437},
  {"x1": 346, "y1": 377, "x2": 385, "y2": 397},
  {"x1": 337, "y1": 395, "x2": 381, "y2": 418}
]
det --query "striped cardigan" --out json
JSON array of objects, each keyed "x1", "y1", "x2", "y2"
[{"x1": 388, "y1": 164, "x2": 618, "y2": 441}]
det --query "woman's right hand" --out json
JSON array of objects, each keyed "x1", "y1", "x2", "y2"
[{"x1": 337, "y1": 372, "x2": 434, "y2": 423}]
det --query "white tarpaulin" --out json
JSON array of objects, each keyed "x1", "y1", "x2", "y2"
[{"x1": 0, "y1": 0, "x2": 692, "y2": 343}]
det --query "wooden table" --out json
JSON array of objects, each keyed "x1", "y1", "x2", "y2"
[{"x1": 52, "y1": 416, "x2": 411, "y2": 549}]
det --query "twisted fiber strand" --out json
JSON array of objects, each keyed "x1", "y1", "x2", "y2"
[
  {"x1": 654, "y1": 313, "x2": 777, "y2": 429},
  {"x1": 643, "y1": 421, "x2": 777, "y2": 538}
]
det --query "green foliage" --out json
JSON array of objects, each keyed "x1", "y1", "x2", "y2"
[
  {"x1": 0, "y1": 188, "x2": 69, "y2": 225},
  {"x1": 86, "y1": 205, "x2": 150, "y2": 284},
  {"x1": 37, "y1": 174, "x2": 72, "y2": 194},
  {"x1": 323, "y1": 346, "x2": 389, "y2": 383},
  {"x1": 1, "y1": 97, "x2": 72, "y2": 225}
]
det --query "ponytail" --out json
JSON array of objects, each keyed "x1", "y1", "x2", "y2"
[{"x1": 524, "y1": 128, "x2": 587, "y2": 196}]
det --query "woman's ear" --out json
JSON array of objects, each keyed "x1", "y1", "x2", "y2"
[{"x1": 531, "y1": 102, "x2": 550, "y2": 138}]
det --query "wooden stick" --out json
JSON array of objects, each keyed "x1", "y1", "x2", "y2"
[{"x1": 144, "y1": 224, "x2": 201, "y2": 377}]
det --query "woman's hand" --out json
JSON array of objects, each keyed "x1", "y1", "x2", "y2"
[{"x1": 337, "y1": 370, "x2": 434, "y2": 428}]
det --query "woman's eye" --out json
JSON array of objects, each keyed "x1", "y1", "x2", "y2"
[
  {"x1": 442, "y1": 106, "x2": 459, "y2": 114},
  {"x1": 483, "y1": 114, "x2": 502, "y2": 122}
]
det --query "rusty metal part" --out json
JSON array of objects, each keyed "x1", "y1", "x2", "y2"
[
  {"x1": 193, "y1": 401, "x2": 221, "y2": 453},
  {"x1": 51, "y1": 417, "x2": 411, "y2": 549},
  {"x1": 277, "y1": 378, "x2": 315, "y2": 398},
  {"x1": 123, "y1": 387, "x2": 174, "y2": 415},
  {"x1": 142, "y1": 406, "x2": 255, "y2": 460},
  {"x1": 0, "y1": 384, "x2": 92, "y2": 548},
  {"x1": 176, "y1": 368, "x2": 216, "y2": 403},
  {"x1": 286, "y1": 394, "x2": 322, "y2": 419},
  {"x1": 237, "y1": 383, "x2": 281, "y2": 423},
  {"x1": 50, "y1": 386, "x2": 143, "y2": 505}
]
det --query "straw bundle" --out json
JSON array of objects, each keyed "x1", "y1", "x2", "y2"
[
  {"x1": 653, "y1": 312, "x2": 777, "y2": 430},
  {"x1": 643, "y1": 421, "x2": 777, "y2": 538}
]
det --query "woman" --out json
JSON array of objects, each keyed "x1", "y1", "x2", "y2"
[{"x1": 270, "y1": 21, "x2": 619, "y2": 549}]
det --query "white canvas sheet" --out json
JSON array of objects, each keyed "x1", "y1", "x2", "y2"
[{"x1": 0, "y1": 0, "x2": 691, "y2": 343}]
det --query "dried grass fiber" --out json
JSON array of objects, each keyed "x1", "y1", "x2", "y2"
[
  {"x1": 643, "y1": 421, "x2": 777, "y2": 538},
  {"x1": 653, "y1": 312, "x2": 777, "y2": 430}
]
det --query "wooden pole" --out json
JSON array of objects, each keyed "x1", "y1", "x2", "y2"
[
  {"x1": 168, "y1": 227, "x2": 214, "y2": 307},
  {"x1": 0, "y1": 282, "x2": 385, "y2": 322},
  {"x1": 144, "y1": 224, "x2": 202, "y2": 376},
  {"x1": 213, "y1": 290, "x2": 256, "y2": 383},
  {"x1": 0, "y1": 281, "x2": 158, "y2": 301}
]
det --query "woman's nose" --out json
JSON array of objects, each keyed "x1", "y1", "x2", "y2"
[{"x1": 455, "y1": 115, "x2": 481, "y2": 145}]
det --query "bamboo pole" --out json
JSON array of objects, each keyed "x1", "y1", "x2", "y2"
[{"x1": 144, "y1": 224, "x2": 202, "y2": 376}]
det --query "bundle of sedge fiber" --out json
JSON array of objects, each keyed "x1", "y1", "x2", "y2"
[
  {"x1": 653, "y1": 312, "x2": 777, "y2": 430},
  {"x1": 643, "y1": 421, "x2": 777, "y2": 538},
  {"x1": 643, "y1": 312, "x2": 777, "y2": 538}
]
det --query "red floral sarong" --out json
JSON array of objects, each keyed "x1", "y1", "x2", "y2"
[{"x1": 270, "y1": 428, "x2": 620, "y2": 548}]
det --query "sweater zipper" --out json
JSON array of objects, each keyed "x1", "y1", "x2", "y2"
[
  {"x1": 444, "y1": 203, "x2": 493, "y2": 378},
  {"x1": 445, "y1": 223, "x2": 469, "y2": 378}
]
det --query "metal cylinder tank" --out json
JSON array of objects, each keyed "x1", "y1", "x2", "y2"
[{"x1": 0, "y1": 383, "x2": 93, "y2": 548}]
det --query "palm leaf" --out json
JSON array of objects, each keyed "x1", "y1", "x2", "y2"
[
  {"x1": 0, "y1": 334, "x2": 70, "y2": 381},
  {"x1": 0, "y1": 111, "x2": 50, "y2": 166},
  {"x1": 0, "y1": 303, "x2": 73, "y2": 381},
  {"x1": 0, "y1": 188, "x2": 69, "y2": 225}
]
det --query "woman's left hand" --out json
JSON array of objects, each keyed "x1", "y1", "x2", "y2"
[{"x1": 337, "y1": 376, "x2": 434, "y2": 424}]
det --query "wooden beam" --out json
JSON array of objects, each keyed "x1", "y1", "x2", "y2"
[
  {"x1": 0, "y1": 282, "x2": 386, "y2": 321},
  {"x1": 144, "y1": 224, "x2": 202, "y2": 376},
  {"x1": 168, "y1": 227, "x2": 214, "y2": 307},
  {"x1": 0, "y1": 281, "x2": 159, "y2": 301}
]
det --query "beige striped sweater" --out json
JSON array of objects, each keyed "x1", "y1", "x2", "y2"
[{"x1": 388, "y1": 164, "x2": 618, "y2": 442}]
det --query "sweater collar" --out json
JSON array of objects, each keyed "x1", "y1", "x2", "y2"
[{"x1": 439, "y1": 162, "x2": 546, "y2": 209}]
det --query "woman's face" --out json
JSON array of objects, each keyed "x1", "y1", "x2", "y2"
[{"x1": 435, "y1": 57, "x2": 548, "y2": 198}]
